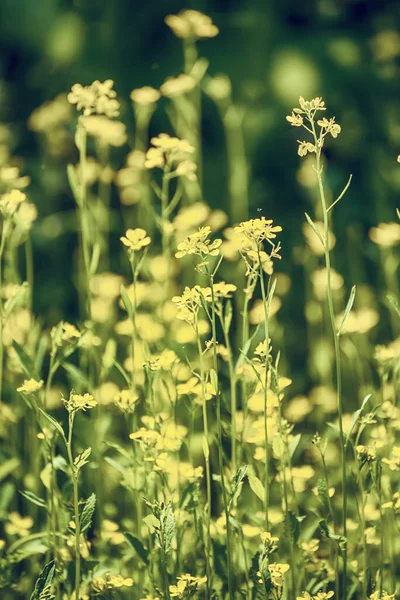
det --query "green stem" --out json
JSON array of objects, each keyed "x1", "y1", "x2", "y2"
[
  {"x1": 66, "y1": 413, "x2": 81, "y2": 600},
  {"x1": 195, "y1": 319, "x2": 212, "y2": 598},
  {"x1": 311, "y1": 120, "x2": 347, "y2": 595},
  {"x1": 258, "y1": 253, "x2": 270, "y2": 531},
  {"x1": 208, "y1": 271, "x2": 234, "y2": 600}
]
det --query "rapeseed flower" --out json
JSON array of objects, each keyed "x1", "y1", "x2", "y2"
[{"x1": 120, "y1": 228, "x2": 151, "y2": 252}]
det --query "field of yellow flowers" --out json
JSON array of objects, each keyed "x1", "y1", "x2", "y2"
[{"x1": 0, "y1": 8, "x2": 399, "y2": 600}]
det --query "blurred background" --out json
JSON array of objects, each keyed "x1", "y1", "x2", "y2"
[{"x1": 0, "y1": 0, "x2": 399, "y2": 396}]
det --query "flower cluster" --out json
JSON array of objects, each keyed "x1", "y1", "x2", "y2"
[
  {"x1": 64, "y1": 392, "x2": 97, "y2": 413},
  {"x1": 91, "y1": 572, "x2": 133, "y2": 593},
  {"x1": 172, "y1": 286, "x2": 203, "y2": 323},
  {"x1": 296, "y1": 592, "x2": 334, "y2": 600},
  {"x1": 144, "y1": 134, "x2": 197, "y2": 180},
  {"x1": 175, "y1": 226, "x2": 222, "y2": 259},
  {"x1": 169, "y1": 574, "x2": 207, "y2": 598},
  {"x1": 165, "y1": 10, "x2": 218, "y2": 39},
  {"x1": 0, "y1": 189, "x2": 26, "y2": 218},
  {"x1": 234, "y1": 217, "x2": 282, "y2": 246},
  {"x1": 286, "y1": 96, "x2": 341, "y2": 157},
  {"x1": 67, "y1": 79, "x2": 120, "y2": 118}
]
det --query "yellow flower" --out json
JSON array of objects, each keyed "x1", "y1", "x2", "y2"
[
  {"x1": 107, "y1": 574, "x2": 133, "y2": 588},
  {"x1": 268, "y1": 563, "x2": 290, "y2": 587},
  {"x1": 130, "y1": 86, "x2": 161, "y2": 105},
  {"x1": 83, "y1": 115, "x2": 127, "y2": 147},
  {"x1": 317, "y1": 117, "x2": 341, "y2": 138},
  {"x1": 114, "y1": 389, "x2": 138, "y2": 413},
  {"x1": 66, "y1": 393, "x2": 97, "y2": 412},
  {"x1": 68, "y1": 80, "x2": 120, "y2": 117},
  {"x1": 101, "y1": 519, "x2": 125, "y2": 545},
  {"x1": 234, "y1": 217, "x2": 282, "y2": 245},
  {"x1": 120, "y1": 228, "x2": 151, "y2": 252},
  {"x1": 369, "y1": 222, "x2": 400, "y2": 247},
  {"x1": 62, "y1": 322, "x2": 81, "y2": 341},
  {"x1": 286, "y1": 113, "x2": 303, "y2": 127},
  {"x1": 297, "y1": 141, "x2": 316, "y2": 157},
  {"x1": 5, "y1": 512, "x2": 34, "y2": 537},
  {"x1": 160, "y1": 74, "x2": 196, "y2": 98},
  {"x1": 144, "y1": 134, "x2": 196, "y2": 173},
  {"x1": 17, "y1": 378, "x2": 44, "y2": 394},
  {"x1": 165, "y1": 10, "x2": 219, "y2": 39},
  {"x1": 175, "y1": 226, "x2": 222, "y2": 259}
]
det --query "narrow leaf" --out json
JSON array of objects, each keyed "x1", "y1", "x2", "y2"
[{"x1": 337, "y1": 285, "x2": 356, "y2": 336}]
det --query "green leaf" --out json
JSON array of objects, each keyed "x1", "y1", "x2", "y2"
[
  {"x1": 20, "y1": 490, "x2": 47, "y2": 510},
  {"x1": 13, "y1": 341, "x2": 39, "y2": 379},
  {"x1": 80, "y1": 493, "x2": 96, "y2": 534},
  {"x1": 347, "y1": 394, "x2": 372, "y2": 444},
  {"x1": 304, "y1": 212, "x2": 325, "y2": 249},
  {"x1": 230, "y1": 465, "x2": 249, "y2": 507},
  {"x1": 387, "y1": 294, "x2": 400, "y2": 320},
  {"x1": 67, "y1": 164, "x2": 81, "y2": 206},
  {"x1": 337, "y1": 285, "x2": 356, "y2": 336},
  {"x1": 288, "y1": 434, "x2": 302, "y2": 459},
  {"x1": 120, "y1": 284, "x2": 133, "y2": 318},
  {"x1": 89, "y1": 243, "x2": 101, "y2": 277},
  {"x1": 285, "y1": 510, "x2": 303, "y2": 544},
  {"x1": 30, "y1": 559, "x2": 55, "y2": 600},
  {"x1": 62, "y1": 362, "x2": 89, "y2": 387},
  {"x1": 37, "y1": 408, "x2": 66, "y2": 442},
  {"x1": 124, "y1": 532, "x2": 149, "y2": 564},
  {"x1": 248, "y1": 475, "x2": 265, "y2": 503}
]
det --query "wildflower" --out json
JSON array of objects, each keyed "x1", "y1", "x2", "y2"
[
  {"x1": 356, "y1": 444, "x2": 376, "y2": 463},
  {"x1": 368, "y1": 592, "x2": 395, "y2": 600},
  {"x1": 297, "y1": 141, "x2": 316, "y2": 157},
  {"x1": 28, "y1": 93, "x2": 72, "y2": 133},
  {"x1": 175, "y1": 226, "x2": 222, "y2": 259},
  {"x1": 114, "y1": 389, "x2": 138, "y2": 413},
  {"x1": 205, "y1": 282, "x2": 238, "y2": 303},
  {"x1": 144, "y1": 134, "x2": 196, "y2": 175},
  {"x1": 334, "y1": 307, "x2": 379, "y2": 334},
  {"x1": 234, "y1": 217, "x2": 282, "y2": 246},
  {"x1": 83, "y1": 115, "x2": 127, "y2": 147},
  {"x1": 260, "y1": 531, "x2": 279, "y2": 554},
  {"x1": 17, "y1": 378, "x2": 44, "y2": 394},
  {"x1": 173, "y1": 202, "x2": 210, "y2": 233},
  {"x1": 382, "y1": 447, "x2": 400, "y2": 471},
  {"x1": 286, "y1": 113, "x2": 303, "y2": 127},
  {"x1": 160, "y1": 74, "x2": 196, "y2": 98},
  {"x1": 130, "y1": 86, "x2": 161, "y2": 105},
  {"x1": 172, "y1": 286, "x2": 202, "y2": 322},
  {"x1": 297, "y1": 593, "x2": 334, "y2": 600},
  {"x1": 92, "y1": 573, "x2": 133, "y2": 591},
  {"x1": 298, "y1": 96, "x2": 326, "y2": 113},
  {"x1": 169, "y1": 574, "x2": 207, "y2": 598},
  {"x1": 268, "y1": 563, "x2": 290, "y2": 587},
  {"x1": 62, "y1": 322, "x2": 81, "y2": 341},
  {"x1": 65, "y1": 392, "x2": 97, "y2": 412},
  {"x1": 317, "y1": 117, "x2": 341, "y2": 137},
  {"x1": 369, "y1": 222, "x2": 400, "y2": 247},
  {"x1": 101, "y1": 519, "x2": 125, "y2": 545},
  {"x1": 5, "y1": 512, "x2": 34, "y2": 537},
  {"x1": 0, "y1": 189, "x2": 26, "y2": 217},
  {"x1": 120, "y1": 228, "x2": 151, "y2": 252},
  {"x1": 68, "y1": 80, "x2": 120, "y2": 118},
  {"x1": 165, "y1": 9, "x2": 218, "y2": 39}
]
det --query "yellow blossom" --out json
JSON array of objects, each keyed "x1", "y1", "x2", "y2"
[
  {"x1": 68, "y1": 80, "x2": 120, "y2": 118},
  {"x1": 130, "y1": 86, "x2": 161, "y2": 105},
  {"x1": 120, "y1": 228, "x2": 151, "y2": 252},
  {"x1": 165, "y1": 10, "x2": 218, "y2": 39},
  {"x1": 17, "y1": 378, "x2": 44, "y2": 394},
  {"x1": 268, "y1": 563, "x2": 290, "y2": 587},
  {"x1": 5, "y1": 512, "x2": 34, "y2": 537},
  {"x1": 66, "y1": 392, "x2": 97, "y2": 412}
]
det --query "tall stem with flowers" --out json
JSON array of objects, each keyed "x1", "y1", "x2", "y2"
[{"x1": 287, "y1": 96, "x2": 351, "y2": 595}]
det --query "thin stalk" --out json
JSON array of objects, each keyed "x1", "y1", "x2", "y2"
[
  {"x1": 66, "y1": 412, "x2": 81, "y2": 600},
  {"x1": 208, "y1": 271, "x2": 234, "y2": 600},
  {"x1": 258, "y1": 252, "x2": 270, "y2": 531},
  {"x1": 195, "y1": 319, "x2": 212, "y2": 598},
  {"x1": 311, "y1": 121, "x2": 347, "y2": 593}
]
